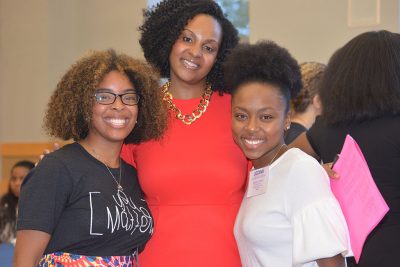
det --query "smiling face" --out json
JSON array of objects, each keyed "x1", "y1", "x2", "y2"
[
  {"x1": 169, "y1": 14, "x2": 222, "y2": 86},
  {"x1": 86, "y1": 70, "x2": 138, "y2": 146},
  {"x1": 232, "y1": 82, "x2": 290, "y2": 169}
]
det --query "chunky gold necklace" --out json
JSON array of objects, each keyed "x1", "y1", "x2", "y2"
[{"x1": 162, "y1": 81, "x2": 212, "y2": 125}]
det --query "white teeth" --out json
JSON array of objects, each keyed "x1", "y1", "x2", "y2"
[
  {"x1": 106, "y1": 118, "x2": 126, "y2": 126},
  {"x1": 244, "y1": 139, "x2": 263, "y2": 145},
  {"x1": 183, "y1": 59, "x2": 199, "y2": 69}
]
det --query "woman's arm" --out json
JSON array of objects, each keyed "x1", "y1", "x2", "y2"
[
  {"x1": 13, "y1": 230, "x2": 51, "y2": 267},
  {"x1": 316, "y1": 254, "x2": 345, "y2": 267},
  {"x1": 289, "y1": 132, "x2": 339, "y2": 178},
  {"x1": 288, "y1": 132, "x2": 318, "y2": 158}
]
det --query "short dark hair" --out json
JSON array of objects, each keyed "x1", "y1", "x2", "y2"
[
  {"x1": 223, "y1": 40, "x2": 302, "y2": 112},
  {"x1": 319, "y1": 30, "x2": 400, "y2": 125},
  {"x1": 11, "y1": 160, "x2": 35, "y2": 172},
  {"x1": 139, "y1": 0, "x2": 239, "y2": 94},
  {"x1": 44, "y1": 49, "x2": 168, "y2": 143}
]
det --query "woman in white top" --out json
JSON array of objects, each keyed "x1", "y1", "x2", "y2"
[{"x1": 224, "y1": 40, "x2": 350, "y2": 267}]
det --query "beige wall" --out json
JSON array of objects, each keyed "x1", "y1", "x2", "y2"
[
  {"x1": 0, "y1": 0, "x2": 146, "y2": 143},
  {"x1": 250, "y1": 0, "x2": 399, "y2": 63}
]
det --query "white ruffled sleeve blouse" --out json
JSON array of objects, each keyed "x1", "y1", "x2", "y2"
[{"x1": 234, "y1": 148, "x2": 351, "y2": 267}]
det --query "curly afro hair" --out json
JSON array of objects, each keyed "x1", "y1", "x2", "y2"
[
  {"x1": 223, "y1": 40, "x2": 302, "y2": 112},
  {"x1": 292, "y1": 62, "x2": 326, "y2": 113},
  {"x1": 44, "y1": 49, "x2": 168, "y2": 144},
  {"x1": 139, "y1": 0, "x2": 239, "y2": 94}
]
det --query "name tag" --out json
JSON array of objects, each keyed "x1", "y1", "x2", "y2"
[{"x1": 247, "y1": 166, "x2": 269, "y2": 197}]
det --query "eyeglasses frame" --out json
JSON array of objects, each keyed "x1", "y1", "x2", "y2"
[{"x1": 94, "y1": 91, "x2": 140, "y2": 106}]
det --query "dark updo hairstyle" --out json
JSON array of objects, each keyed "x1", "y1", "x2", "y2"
[
  {"x1": 319, "y1": 30, "x2": 400, "y2": 125},
  {"x1": 139, "y1": 0, "x2": 239, "y2": 94},
  {"x1": 44, "y1": 49, "x2": 168, "y2": 143},
  {"x1": 224, "y1": 40, "x2": 302, "y2": 112}
]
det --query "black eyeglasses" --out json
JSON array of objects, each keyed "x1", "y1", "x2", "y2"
[{"x1": 94, "y1": 92, "x2": 140, "y2": 106}]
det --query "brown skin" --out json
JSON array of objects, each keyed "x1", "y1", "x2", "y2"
[
  {"x1": 13, "y1": 230, "x2": 51, "y2": 267},
  {"x1": 15, "y1": 51, "x2": 163, "y2": 266},
  {"x1": 232, "y1": 82, "x2": 344, "y2": 267},
  {"x1": 231, "y1": 82, "x2": 290, "y2": 169},
  {"x1": 14, "y1": 72, "x2": 135, "y2": 266},
  {"x1": 289, "y1": 132, "x2": 339, "y2": 178},
  {"x1": 317, "y1": 254, "x2": 345, "y2": 267},
  {"x1": 44, "y1": 50, "x2": 167, "y2": 143},
  {"x1": 168, "y1": 14, "x2": 222, "y2": 99}
]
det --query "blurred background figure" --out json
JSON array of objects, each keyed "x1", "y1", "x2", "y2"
[
  {"x1": 285, "y1": 62, "x2": 326, "y2": 144},
  {"x1": 0, "y1": 161, "x2": 34, "y2": 267},
  {"x1": 0, "y1": 160, "x2": 35, "y2": 244}
]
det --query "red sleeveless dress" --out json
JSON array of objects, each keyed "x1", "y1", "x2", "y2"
[{"x1": 121, "y1": 93, "x2": 248, "y2": 267}]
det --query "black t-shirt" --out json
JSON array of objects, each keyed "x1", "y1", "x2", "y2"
[
  {"x1": 284, "y1": 122, "x2": 307, "y2": 144},
  {"x1": 306, "y1": 115, "x2": 400, "y2": 266},
  {"x1": 17, "y1": 143, "x2": 153, "y2": 256}
]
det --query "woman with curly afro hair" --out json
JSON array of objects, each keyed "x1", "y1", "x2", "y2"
[
  {"x1": 120, "y1": 0, "x2": 248, "y2": 266},
  {"x1": 226, "y1": 41, "x2": 350, "y2": 267},
  {"x1": 14, "y1": 49, "x2": 168, "y2": 266},
  {"x1": 290, "y1": 30, "x2": 400, "y2": 267}
]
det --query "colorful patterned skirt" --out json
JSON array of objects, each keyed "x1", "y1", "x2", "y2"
[{"x1": 38, "y1": 252, "x2": 137, "y2": 267}]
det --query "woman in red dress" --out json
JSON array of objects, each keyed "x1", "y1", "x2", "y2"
[{"x1": 121, "y1": 0, "x2": 248, "y2": 266}]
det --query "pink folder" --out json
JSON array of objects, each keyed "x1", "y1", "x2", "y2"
[{"x1": 330, "y1": 134, "x2": 389, "y2": 263}]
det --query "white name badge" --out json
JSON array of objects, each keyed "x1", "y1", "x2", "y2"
[{"x1": 247, "y1": 166, "x2": 269, "y2": 198}]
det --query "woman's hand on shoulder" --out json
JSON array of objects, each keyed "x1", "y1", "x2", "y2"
[
  {"x1": 289, "y1": 133, "x2": 340, "y2": 180},
  {"x1": 36, "y1": 143, "x2": 61, "y2": 166},
  {"x1": 316, "y1": 253, "x2": 345, "y2": 267},
  {"x1": 322, "y1": 162, "x2": 339, "y2": 179}
]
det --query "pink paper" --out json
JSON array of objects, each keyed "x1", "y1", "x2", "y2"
[{"x1": 330, "y1": 134, "x2": 389, "y2": 263}]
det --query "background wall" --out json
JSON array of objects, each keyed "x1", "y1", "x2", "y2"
[
  {"x1": 0, "y1": 0, "x2": 399, "y2": 188},
  {"x1": 250, "y1": 0, "x2": 399, "y2": 63},
  {"x1": 0, "y1": 0, "x2": 146, "y2": 143}
]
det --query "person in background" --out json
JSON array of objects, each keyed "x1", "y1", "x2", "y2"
[
  {"x1": 284, "y1": 62, "x2": 325, "y2": 144},
  {"x1": 290, "y1": 30, "x2": 400, "y2": 267},
  {"x1": 13, "y1": 49, "x2": 167, "y2": 267},
  {"x1": 225, "y1": 40, "x2": 350, "y2": 267},
  {"x1": 0, "y1": 160, "x2": 34, "y2": 245},
  {"x1": 120, "y1": 0, "x2": 248, "y2": 266},
  {"x1": 0, "y1": 211, "x2": 14, "y2": 267}
]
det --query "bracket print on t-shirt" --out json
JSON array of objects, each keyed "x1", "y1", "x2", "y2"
[{"x1": 89, "y1": 190, "x2": 153, "y2": 236}]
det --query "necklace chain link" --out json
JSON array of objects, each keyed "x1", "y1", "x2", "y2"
[
  {"x1": 84, "y1": 143, "x2": 123, "y2": 191},
  {"x1": 104, "y1": 159, "x2": 123, "y2": 191},
  {"x1": 268, "y1": 144, "x2": 287, "y2": 166},
  {"x1": 161, "y1": 81, "x2": 213, "y2": 125}
]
